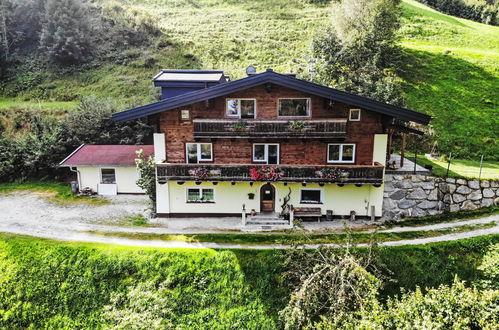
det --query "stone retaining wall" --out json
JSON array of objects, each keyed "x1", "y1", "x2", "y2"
[{"x1": 382, "y1": 174, "x2": 499, "y2": 221}]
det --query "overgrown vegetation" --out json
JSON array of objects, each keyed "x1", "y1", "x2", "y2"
[
  {"x1": 135, "y1": 149, "x2": 156, "y2": 216},
  {"x1": 415, "y1": 0, "x2": 498, "y2": 25},
  {"x1": 0, "y1": 0, "x2": 497, "y2": 160},
  {"x1": 0, "y1": 97, "x2": 153, "y2": 181},
  {"x1": 312, "y1": 0, "x2": 406, "y2": 106},
  {"x1": 0, "y1": 233, "x2": 497, "y2": 328}
]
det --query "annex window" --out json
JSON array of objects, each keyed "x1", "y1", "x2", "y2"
[
  {"x1": 186, "y1": 143, "x2": 213, "y2": 163},
  {"x1": 349, "y1": 109, "x2": 361, "y2": 121},
  {"x1": 300, "y1": 189, "x2": 323, "y2": 204},
  {"x1": 101, "y1": 168, "x2": 116, "y2": 184},
  {"x1": 278, "y1": 98, "x2": 310, "y2": 117},
  {"x1": 327, "y1": 144, "x2": 355, "y2": 163},
  {"x1": 253, "y1": 144, "x2": 279, "y2": 164},
  {"x1": 186, "y1": 188, "x2": 215, "y2": 203},
  {"x1": 226, "y1": 99, "x2": 256, "y2": 118}
]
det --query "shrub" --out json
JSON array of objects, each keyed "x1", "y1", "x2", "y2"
[{"x1": 416, "y1": 0, "x2": 498, "y2": 25}]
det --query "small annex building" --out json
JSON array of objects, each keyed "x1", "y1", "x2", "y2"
[{"x1": 60, "y1": 144, "x2": 154, "y2": 195}]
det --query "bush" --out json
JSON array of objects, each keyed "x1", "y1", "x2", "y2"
[{"x1": 416, "y1": 0, "x2": 498, "y2": 25}]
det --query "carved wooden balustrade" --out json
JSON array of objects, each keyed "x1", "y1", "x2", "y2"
[
  {"x1": 156, "y1": 163, "x2": 384, "y2": 185},
  {"x1": 193, "y1": 119, "x2": 347, "y2": 138}
]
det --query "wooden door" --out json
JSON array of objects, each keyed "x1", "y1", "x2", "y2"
[{"x1": 260, "y1": 183, "x2": 275, "y2": 212}]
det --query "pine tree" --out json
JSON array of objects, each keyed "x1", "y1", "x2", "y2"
[{"x1": 39, "y1": 0, "x2": 96, "y2": 64}]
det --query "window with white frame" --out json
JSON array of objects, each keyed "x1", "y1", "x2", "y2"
[
  {"x1": 327, "y1": 144, "x2": 355, "y2": 163},
  {"x1": 300, "y1": 189, "x2": 323, "y2": 204},
  {"x1": 186, "y1": 188, "x2": 215, "y2": 203},
  {"x1": 186, "y1": 143, "x2": 213, "y2": 163},
  {"x1": 253, "y1": 144, "x2": 279, "y2": 164},
  {"x1": 349, "y1": 109, "x2": 361, "y2": 121},
  {"x1": 226, "y1": 99, "x2": 256, "y2": 118},
  {"x1": 101, "y1": 168, "x2": 116, "y2": 184},
  {"x1": 278, "y1": 98, "x2": 310, "y2": 117}
]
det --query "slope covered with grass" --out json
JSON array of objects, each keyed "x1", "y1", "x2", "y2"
[
  {"x1": 0, "y1": 233, "x2": 497, "y2": 328},
  {"x1": 1, "y1": 0, "x2": 497, "y2": 158}
]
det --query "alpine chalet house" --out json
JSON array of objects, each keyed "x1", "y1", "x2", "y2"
[{"x1": 112, "y1": 68, "x2": 431, "y2": 222}]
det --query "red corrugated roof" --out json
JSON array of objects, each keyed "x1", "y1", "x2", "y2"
[{"x1": 60, "y1": 145, "x2": 154, "y2": 166}]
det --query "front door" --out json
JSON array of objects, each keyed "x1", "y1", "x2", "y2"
[{"x1": 260, "y1": 183, "x2": 275, "y2": 212}]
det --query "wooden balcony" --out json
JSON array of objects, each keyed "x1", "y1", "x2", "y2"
[
  {"x1": 193, "y1": 119, "x2": 347, "y2": 139},
  {"x1": 156, "y1": 163, "x2": 384, "y2": 185}
]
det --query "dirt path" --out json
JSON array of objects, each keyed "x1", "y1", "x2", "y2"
[{"x1": 0, "y1": 192, "x2": 497, "y2": 249}]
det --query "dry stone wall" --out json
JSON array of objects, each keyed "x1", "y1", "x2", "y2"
[{"x1": 382, "y1": 174, "x2": 499, "y2": 221}]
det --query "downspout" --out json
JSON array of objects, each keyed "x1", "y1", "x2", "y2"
[{"x1": 69, "y1": 166, "x2": 82, "y2": 191}]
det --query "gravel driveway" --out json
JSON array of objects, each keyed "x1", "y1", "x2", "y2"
[{"x1": 0, "y1": 192, "x2": 497, "y2": 249}]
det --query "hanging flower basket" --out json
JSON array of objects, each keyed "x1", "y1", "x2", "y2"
[
  {"x1": 249, "y1": 166, "x2": 284, "y2": 181},
  {"x1": 188, "y1": 167, "x2": 209, "y2": 179}
]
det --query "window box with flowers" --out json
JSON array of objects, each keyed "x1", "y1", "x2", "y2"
[
  {"x1": 249, "y1": 166, "x2": 284, "y2": 181},
  {"x1": 315, "y1": 167, "x2": 348, "y2": 180},
  {"x1": 188, "y1": 167, "x2": 209, "y2": 180}
]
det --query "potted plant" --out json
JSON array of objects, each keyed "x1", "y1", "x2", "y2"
[
  {"x1": 188, "y1": 167, "x2": 209, "y2": 180},
  {"x1": 288, "y1": 120, "x2": 306, "y2": 131},
  {"x1": 232, "y1": 120, "x2": 247, "y2": 131}
]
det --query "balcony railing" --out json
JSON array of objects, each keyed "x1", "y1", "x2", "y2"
[
  {"x1": 156, "y1": 163, "x2": 384, "y2": 185},
  {"x1": 193, "y1": 119, "x2": 347, "y2": 139}
]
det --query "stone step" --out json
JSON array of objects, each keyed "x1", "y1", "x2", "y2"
[
  {"x1": 246, "y1": 219, "x2": 289, "y2": 226},
  {"x1": 242, "y1": 224, "x2": 293, "y2": 232}
]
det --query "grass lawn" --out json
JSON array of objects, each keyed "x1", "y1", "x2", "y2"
[
  {"x1": 0, "y1": 231, "x2": 497, "y2": 328},
  {"x1": 407, "y1": 153, "x2": 499, "y2": 179},
  {"x1": 0, "y1": 181, "x2": 108, "y2": 205}
]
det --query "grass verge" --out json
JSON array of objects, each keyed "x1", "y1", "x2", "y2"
[
  {"x1": 384, "y1": 205, "x2": 499, "y2": 228},
  {"x1": 0, "y1": 181, "x2": 108, "y2": 205},
  {"x1": 82, "y1": 221, "x2": 497, "y2": 245}
]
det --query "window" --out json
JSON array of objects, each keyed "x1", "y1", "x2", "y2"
[
  {"x1": 101, "y1": 168, "x2": 116, "y2": 184},
  {"x1": 278, "y1": 98, "x2": 310, "y2": 117},
  {"x1": 349, "y1": 109, "x2": 361, "y2": 121},
  {"x1": 300, "y1": 189, "x2": 322, "y2": 204},
  {"x1": 186, "y1": 143, "x2": 212, "y2": 163},
  {"x1": 180, "y1": 109, "x2": 190, "y2": 121},
  {"x1": 186, "y1": 188, "x2": 215, "y2": 203},
  {"x1": 253, "y1": 144, "x2": 279, "y2": 164},
  {"x1": 328, "y1": 144, "x2": 355, "y2": 163},
  {"x1": 226, "y1": 99, "x2": 256, "y2": 118}
]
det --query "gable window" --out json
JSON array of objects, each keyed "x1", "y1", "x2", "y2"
[
  {"x1": 328, "y1": 144, "x2": 355, "y2": 163},
  {"x1": 101, "y1": 168, "x2": 116, "y2": 184},
  {"x1": 300, "y1": 189, "x2": 323, "y2": 204},
  {"x1": 186, "y1": 143, "x2": 213, "y2": 163},
  {"x1": 226, "y1": 99, "x2": 256, "y2": 118},
  {"x1": 349, "y1": 109, "x2": 361, "y2": 121},
  {"x1": 186, "y1": 188, "x2": 215, "y2": 203},
  {"x1": 180, "y1": 109, "x2": 190, "y2": 121},
  {"x1": 253, "y1": 144, "x2": 279, "y2": 164},
  {"x1": 278, "y1": 98, "x2": 310, "y2": 117}
]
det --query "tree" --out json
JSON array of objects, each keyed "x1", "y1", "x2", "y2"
[
  {"x1": 279, "y1": 246, "x2": 381, "y2": 329},
  {"x1": 135, "y1": 150, "x2": 156, "y2": 216},
  {"x1": 312, "y1": 0, "x2": 405, "y2": 105},
  {"x1": 39, "y1": 0, "x2": 97, "y2": 64}
]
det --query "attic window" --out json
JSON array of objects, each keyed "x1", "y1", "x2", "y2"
[
  {"x1": 226, "y1": 99, "x2": 256, "y2": 119},
  {"x1": 349, "y1": 109, "x2": 361, "y2": 121},
  {"x1": 180, "y1": 110, "x2": 190, "y2": 121}
]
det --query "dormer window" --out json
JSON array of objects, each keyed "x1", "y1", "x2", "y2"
[
  {"x1": 278, "y1": 98, "x2": 310, "y2": 117},
  {"x1": 226, "y1": 99, "x2": 256, "y2": 119},
  {"x1": 349, "y1": 109, "x2": 361, "y2": 121}
]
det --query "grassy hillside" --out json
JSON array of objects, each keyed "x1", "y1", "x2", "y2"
[
  {"x1": 0, "y1": 233, "x2": 497, "y2": 328},
  {"x1": 0, "y1": 0, "x2": 497, "y2": 158}
]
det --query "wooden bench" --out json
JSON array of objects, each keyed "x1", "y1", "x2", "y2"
[{"x1": 292, "y1": 207, "x2": 322, "y2": 222}]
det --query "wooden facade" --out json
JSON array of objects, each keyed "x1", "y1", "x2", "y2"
[{"x1": 156, "y1": 85, "x2": 385, "y2": 166}]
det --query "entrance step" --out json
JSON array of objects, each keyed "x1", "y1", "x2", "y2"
[{"x1": 242, "y1": 223, "x2": 293, "y2": 232}]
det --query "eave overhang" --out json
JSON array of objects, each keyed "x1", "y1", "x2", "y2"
[{"x1": 113, "y1": 70, "x2": 432, "y2": 125}]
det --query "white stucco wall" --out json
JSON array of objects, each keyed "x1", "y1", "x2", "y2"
[
  {"x1": 77, "y1": 166, "x2": 144, "y2": 194},
  {"x1": 163, "y1": 181, "x2": 384, "y2": 217},
  {"x1": 373, "y1": 134, "x2": 388, "y2": 166}
]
